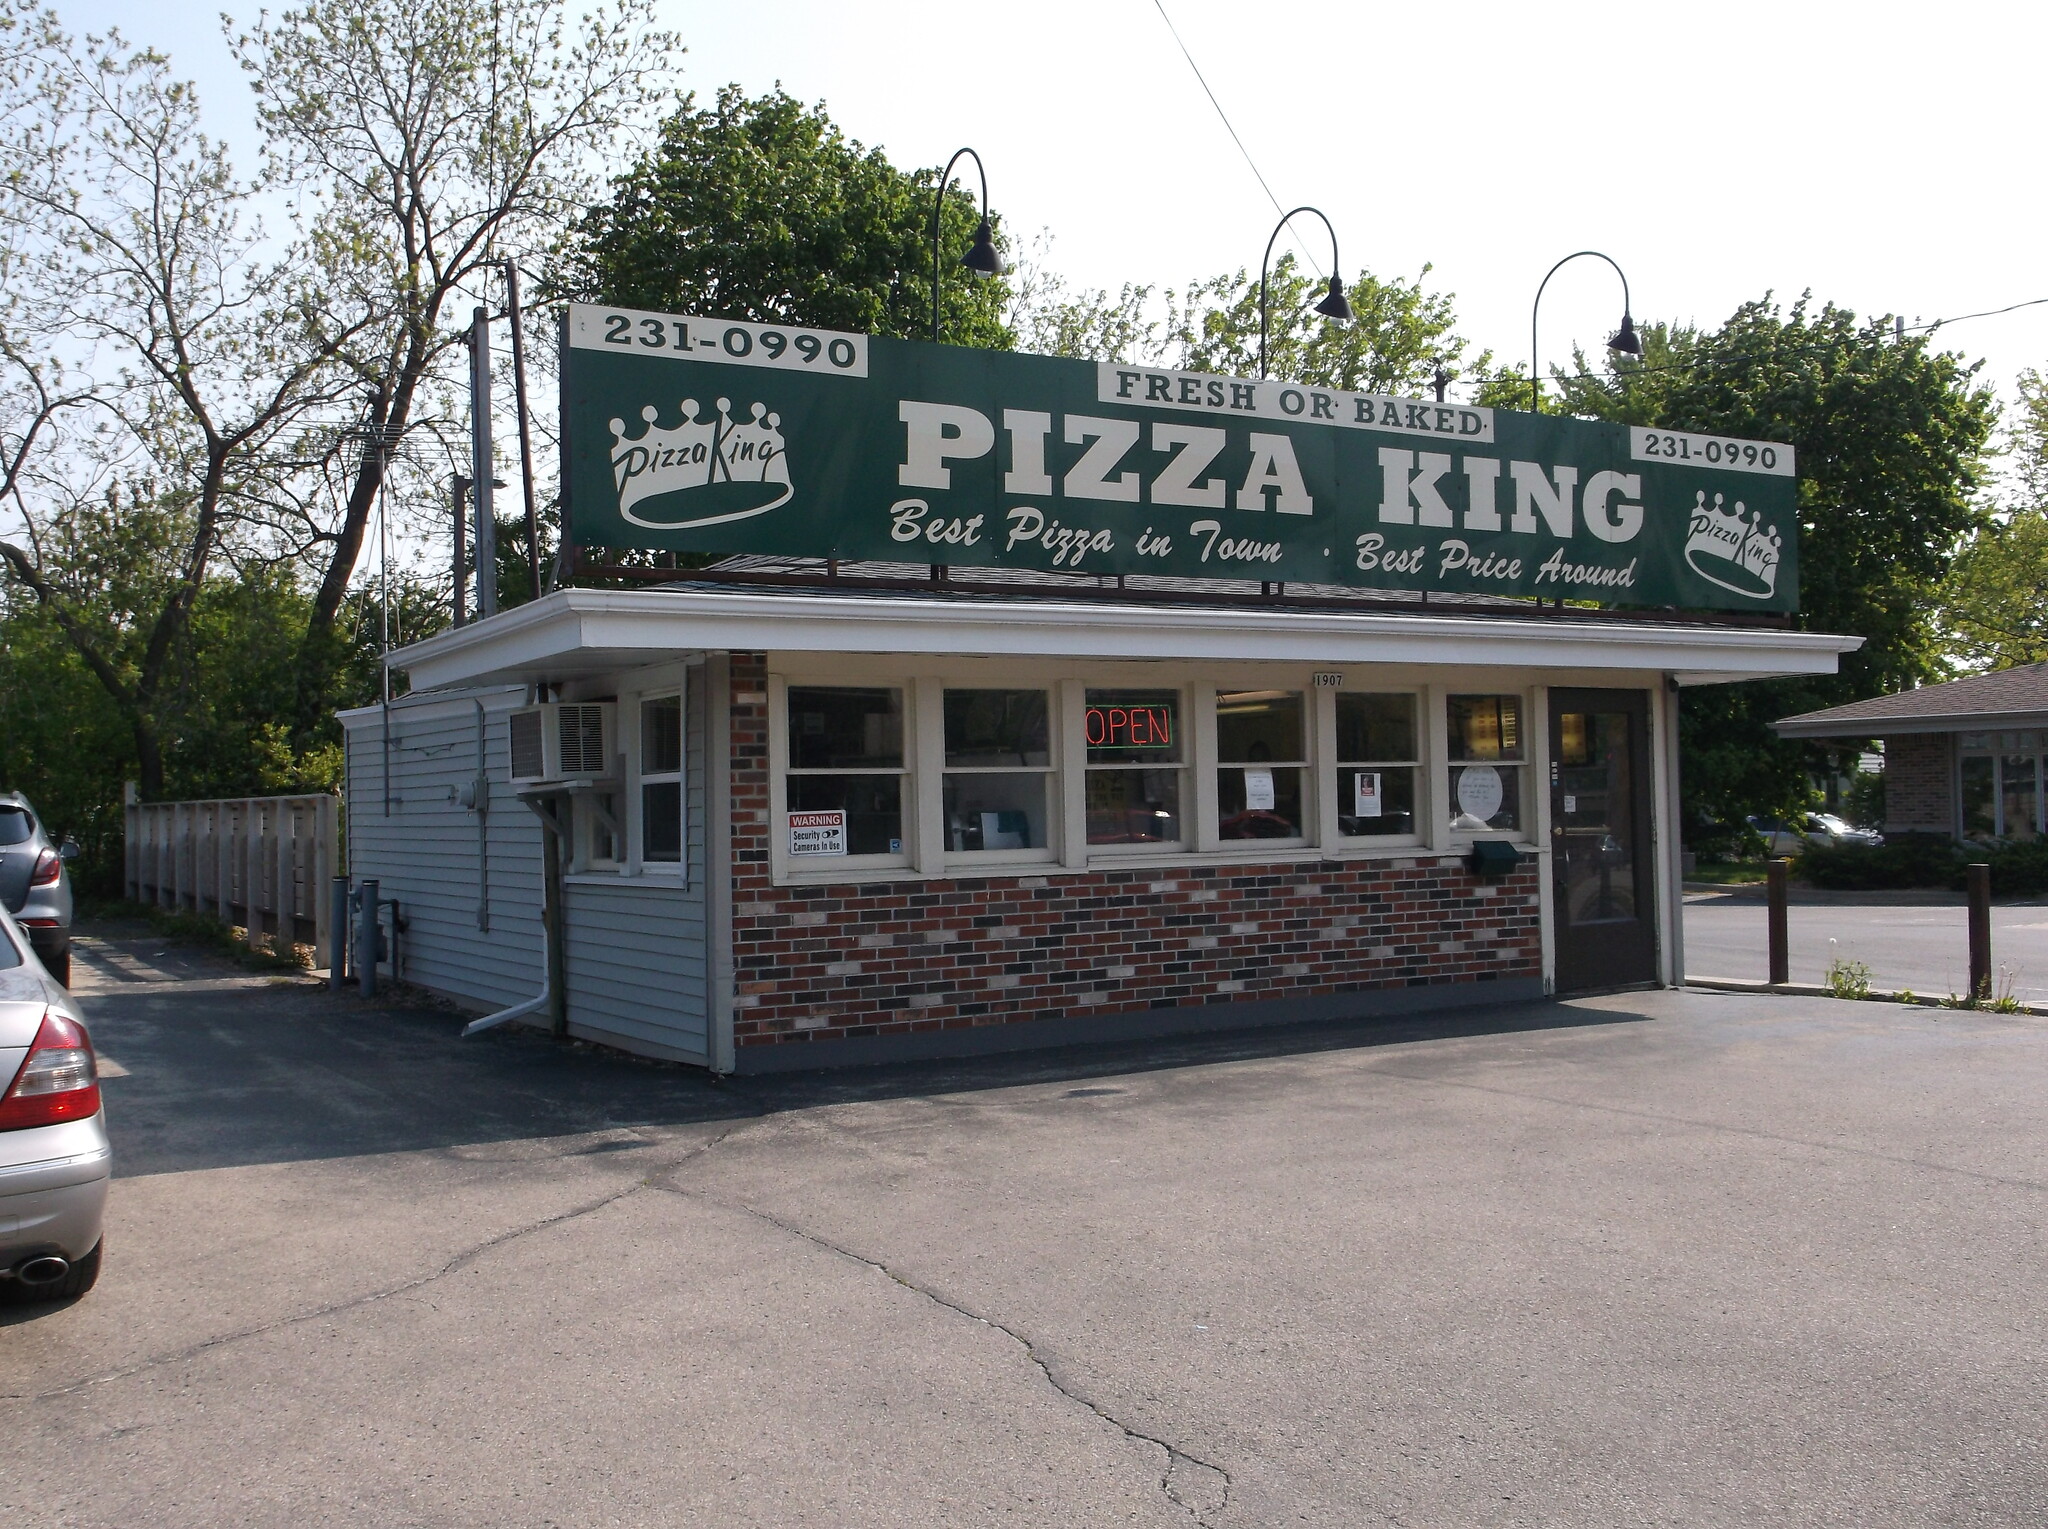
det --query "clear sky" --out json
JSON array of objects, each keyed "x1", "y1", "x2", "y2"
[{"x1": 65, "y1": 0, "x2": 2048, "y2": 417}]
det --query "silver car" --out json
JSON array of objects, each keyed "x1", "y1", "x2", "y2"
[
  {"x1": 0, "y1": 904, "x2": 108, "y2": 1302},
  {"x1": 1746, "y1": 812, "x2": 1885, "y2": 857},
  {"x1": 0, "y1": 792, "x2": 77, "y2": 987}
]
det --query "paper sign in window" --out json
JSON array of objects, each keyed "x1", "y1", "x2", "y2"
[
  {"x1": 1354, "y1": 771, "x2": 1383, "y2": 817},
  {"x1": 1244, "y1": 768, "x2": 1276, "y2": 811}
]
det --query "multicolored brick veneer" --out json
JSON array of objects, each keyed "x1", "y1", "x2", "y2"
[{"x1": 726, "y1": 652, "x2": 1542, "y2": 1051}]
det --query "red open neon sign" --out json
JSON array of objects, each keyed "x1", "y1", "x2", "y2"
[{"x1": 1086, "y1": 705, "x2": 1174, "y2": 749}]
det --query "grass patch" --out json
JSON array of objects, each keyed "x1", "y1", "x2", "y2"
[
  {"x1": 90, "y1": 898, "x2": 314, "y2": 973},
  {"x1": 1685, "y1": 863, "x2": 1769, "y2": 885}
]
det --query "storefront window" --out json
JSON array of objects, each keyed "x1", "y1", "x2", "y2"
[
  {"x1": 786, "y1": 686, "x2": 906, "y2": 857},
  {"x1": 1085, "y1": 688, "x2": 1183, "y2": 845},
  {"x1": 1334, "y1": 692, "x2": 1418, "y2": 839},
  {"x1": 640, "y1": 693, "x2": 683, "y2": 863},
  {"x1": 943, "y1": 689, "x2": 1052, "y2": 853},
  {"x1": 1216, "y1": 690, "x2": 1306, "y2": 840},
  {"x1": 1447, "y1": 694, "x2": 1523, "y2": 834}
]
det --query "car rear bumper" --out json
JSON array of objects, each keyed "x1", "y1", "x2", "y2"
[{"x1": 0, "y1": 1119, "x2": 111, "y2": 1268}]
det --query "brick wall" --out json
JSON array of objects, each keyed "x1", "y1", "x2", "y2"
[
  {"x1": 1881, "y1": 732, "x2": 1952, "y2": 834},
  {"x1": 724, "y1": 652, "x2": 1543, "y2": 1054}
]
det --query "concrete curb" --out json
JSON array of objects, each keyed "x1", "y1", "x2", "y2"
[{"x1": 1685, "y1": 975, "x2": 2048, "y2": 1016}]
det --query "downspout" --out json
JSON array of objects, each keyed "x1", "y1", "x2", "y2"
[
  {"x1": 462, "y1": 787, "x2": 569, "y2": 1038},
  {"x1": 473, "y1": 699, "x2": 490, "y2": 932}
]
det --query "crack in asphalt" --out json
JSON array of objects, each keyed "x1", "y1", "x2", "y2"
[
  {"x1": 648, "y1": 1170, "x2": 1232, "y2": 1526},
  {"x1": 6, "y1": 1122, "x2": 754, "y2": 1404}
]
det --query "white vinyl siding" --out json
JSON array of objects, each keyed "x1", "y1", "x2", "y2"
[{"x1": 340, "y1": 675, "x2": 710, "y2": 1064}]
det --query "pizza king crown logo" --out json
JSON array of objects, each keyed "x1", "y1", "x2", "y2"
[
  {"x1": 1683, "y1": 490, "x2": 1782, "y2": 599},
  {"x1": 608, "y1": 396, "x2": 792, "y2": 528}
]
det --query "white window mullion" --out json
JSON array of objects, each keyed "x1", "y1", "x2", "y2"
[
  {"x1": 912, "y1": 676, "x2": 945, "y2": 875},
  {"x1": 1313, "y1": 686, "x2": 1341, "y2": 852},
  {"x1": 1058, "y1": 679, "x2": 1088, "y2": 868},
  {"x1": 1192, "y1": 682, "x2": 1219, "y2": 853}
]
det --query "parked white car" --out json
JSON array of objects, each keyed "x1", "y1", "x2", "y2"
[
  {"x1": 0, "y1": 905, "x2": 107, "y2": 1303},
  {"x1": 1746, "y1": 812, "x2": 1885, "y2": 856}
]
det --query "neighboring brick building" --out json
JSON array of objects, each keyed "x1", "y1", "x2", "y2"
[
  {"x1": 1777, "y1": 662, "x2": 2048, "y2": 840},
  {"x1": 345, "y1": 571, "x2": 1857, "y2": 1072}
]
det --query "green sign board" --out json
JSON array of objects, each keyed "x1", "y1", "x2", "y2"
[{"x1": 562, "y1": 302, "x2": 1798, "y2": 610}]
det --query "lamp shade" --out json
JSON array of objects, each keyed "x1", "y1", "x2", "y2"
[
  {"x1": 1608, "y1": 313, "x2": 1642, "y2": 356},
  {"x1": 962, "y1": 217, "x2": 1004, "y2": 278},
  {"x1": 1314, "y1": 273, "x2": 1352, "y2": 322}
]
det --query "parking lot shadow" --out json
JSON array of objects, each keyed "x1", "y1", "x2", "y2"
[{"x1": 73, "y1": 926, "x2": 1656, "y2": 1178}]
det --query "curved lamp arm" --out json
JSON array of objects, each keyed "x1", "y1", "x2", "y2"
[
  {"x1": 932, "y1": 147, "x2": 994, "y2": 345},
  {"x1": 1530, "y1": 250, "x2": 1635, "y2": 413},
  {"x1": 1259, "y1": 206, "x2": 1347, "y2": 380}
]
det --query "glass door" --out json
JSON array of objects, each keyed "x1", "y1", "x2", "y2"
[{"x1": 1549, "y1": 689, "x2": 1658, "y2": 992}]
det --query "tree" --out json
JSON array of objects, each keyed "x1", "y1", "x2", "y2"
[
  {"x1": 559, "y1": 85, "x2": 1013, "y2": 349},
  {"x1": 230, "y1": 0, "x2": 679, "y2": 740},
  {"x1": 1499, "y1": 296, "x2": 1998, "y2": 826},
  {"x1": 1171, "y1": 254, "x2": 1486, "y2": 395},
  {"x1": 1936, "y1": 370, "x2": 2048, "y2": 671},
  {"x1": 0, "y1": 13, "x2": 367, "y2": 794}
]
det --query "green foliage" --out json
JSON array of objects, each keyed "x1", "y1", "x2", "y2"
[
  {"x1": 1796, "y1": 834, "x2": 2048, "y2": 897},
  {"x1": 1822, "y1": 948, "x2": 1872, "y2": 1000},
  {"x1": 560, "y1": 86, "x2": 1013, "y2": 349},
  {"x1": 1843, "y1": 769, "x2": 1886, "y2": 829},
  {"x1": 1936, "y1": 371, "x2": 2048, "y2": 671},
  {"x1": 1966, "y1": 839, "x2": 2048, "y2": 897},
  {"x1": 1173, "y1": 254, "x2": 1485, "y2": 395},
  {"x1": 1497, "y1": 296, "x2": 1997, "y2": 827},
  {"x1": 1796, "y1": 835, "x2": 1962, "y2": 890}
]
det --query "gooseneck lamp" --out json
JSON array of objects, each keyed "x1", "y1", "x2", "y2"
[
  {"x1": 1259, "y1": 206, "x2": 1351, "y2": 381},
  {"x1": 1530, "y1": 250, "x2": 1639, "y2": 412},
  {"x1": 932, "y1": 148, "x2": 1003, "y2": 344}
]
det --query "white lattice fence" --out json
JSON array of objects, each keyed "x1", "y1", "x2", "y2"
[{"x1": 123, "y1": 787, "x2": 340, "y2": 954}]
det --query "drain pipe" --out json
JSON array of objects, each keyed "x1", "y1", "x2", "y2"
[{"x1": 462, "y1": 789, "x2": 568, "y2": 1039}]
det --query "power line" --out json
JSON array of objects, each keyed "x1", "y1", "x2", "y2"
[
  {"x1": 1519, "y1": 297, "x2": 2048, "y2": 390},
  {"x1": 1149, "y1": 0, "x2": 1325, "y2": 280}
]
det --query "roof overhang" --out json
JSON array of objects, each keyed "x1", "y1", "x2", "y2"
[
  {"x1": 389, "y1": 588, "x2": 1864, "y2": 694},
  {"x1": 1776, "y1": 708, "x2": 2048, "y2": 740}
]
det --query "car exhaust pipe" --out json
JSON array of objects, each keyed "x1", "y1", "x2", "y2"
[{"x1": 14, "y1": 1255, "x2": 70, "y2": 1286}]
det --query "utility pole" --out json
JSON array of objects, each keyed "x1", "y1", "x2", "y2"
[
  {"x1": 503, "y1": 262, "x2": 542, "y2": 601},
  {"x1": 452, "y1": 475, "x2": 472, "y2": 626},
  {"x1": 469, "y1": 305, "x2": 496, "y2": 619}
]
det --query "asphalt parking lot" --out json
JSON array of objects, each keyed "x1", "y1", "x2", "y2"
[
  {"x1": 4, "y1": 922, "x2": 2045, "y2": 1527},
  {"x1": 1685, "y1": 885, "x2": 2048, "y2": 1002}
]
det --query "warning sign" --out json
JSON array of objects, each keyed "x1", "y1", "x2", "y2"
[{"x1": 788, "y1": 809, "x2": 847, "y2": 856}]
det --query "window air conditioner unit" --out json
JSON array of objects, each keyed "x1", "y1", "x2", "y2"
[{"x1": 508, "y1": 702, "x2": 617, "y2": 784}]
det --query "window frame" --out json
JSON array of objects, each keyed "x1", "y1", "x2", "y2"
[
  {"x1": 1956, "y1": 734, "x2": 2046, "y2": 839},
  {"x1": 633, "y1": 686, "x2": 687, "y2": 874},
  {"x1": 1213, "y1": 687, "x2": 1312, "y2": 850},
  {"x1": 762, "y1": 662, "x2": 1479, "y2": 886},
  {"x1": 938, "y1": 684, "x2": 1060, "y2": 867},
  {"x1": 1330, "y1": 688, "x2": 1425, "y2": 848},
  {"x1": 1443, "y1": 690, "x2": 1532, "y2": 842},
  {"x1": 773, "y1": 676, "x2": 916, "y2": 874},
  {"x1": 1081, "y1": 682, "x2": 1193, "y2": 855}
]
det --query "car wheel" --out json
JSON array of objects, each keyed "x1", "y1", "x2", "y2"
[
  {"x1": 2, "y1": 1240, "x2": 101, "y2": 1304},
  {"x1": 47, "y1": 949, "x2": 70, "y2": 988}
]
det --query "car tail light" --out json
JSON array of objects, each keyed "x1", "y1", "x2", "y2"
[
  {"x1": 0, "y1": 1010, "x2": 100, "y2": 1131},
  {"x1": 29, "y1": 849, "x2": 61, "y2": 887}
]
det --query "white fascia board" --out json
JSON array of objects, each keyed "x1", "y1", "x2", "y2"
[
  {"x1": 1775, "y1": 708, "x2": 2048, "y2": 740},
  {"x1": 394, "y1": 588, "x2": 1863, "y2": 693},
  {"x1": 334, "y1": 684, "x2": 527, "y2": 731}
]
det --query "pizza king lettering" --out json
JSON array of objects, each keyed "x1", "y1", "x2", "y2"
[{"x1": 897, "y1": 399, "x2": 1646, "y2": 543}]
